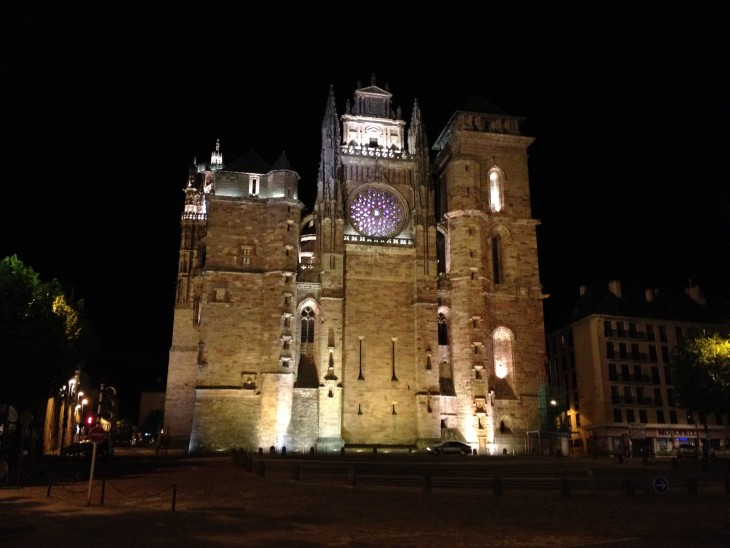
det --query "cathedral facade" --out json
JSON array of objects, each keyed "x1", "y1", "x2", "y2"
[{"x1": 164, "y1": 78, "x2": 547, "y2": 455}]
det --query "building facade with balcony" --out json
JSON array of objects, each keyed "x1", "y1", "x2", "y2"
[{"x1": 545, "y1": 279, "x2": 730, "y2": 457}]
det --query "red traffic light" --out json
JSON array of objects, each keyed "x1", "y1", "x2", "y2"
[{"x1": 85, "y1": 415, "x2": 96, "y2": 426}]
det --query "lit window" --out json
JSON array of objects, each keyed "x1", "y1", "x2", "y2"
[
  {"x1": 493, "y1": 326, "x2": 514, "y2": 379},
  {"x1": 249, "y1": 175, "x2": 260, "y2": 196},
  {"x1": 488, "y1": 168, "x2": 503, "y2": 212}
]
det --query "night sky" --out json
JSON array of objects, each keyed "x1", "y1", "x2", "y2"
[{"x1": 3, "y1": 3, "x2": 729, "y2": 419}]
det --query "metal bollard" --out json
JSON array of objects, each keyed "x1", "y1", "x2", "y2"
[
  {"x1": 560, "y1": 478, "x2": 571, "y2": 498},
  {"x1": 493, "y1": 475, "x2": 504, "y2": 496},
  {"x1": 423, "y1": 475, "x2": 432, "y2": 493}
]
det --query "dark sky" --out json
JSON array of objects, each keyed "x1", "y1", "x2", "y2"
[{"x1": 3, "y1": 2, "x2": 730, "y2": 415}]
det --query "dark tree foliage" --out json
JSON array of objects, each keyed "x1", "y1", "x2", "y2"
[
  {"x1": 668, "y1": 331, "x2": 730, "y2": 425},
  {"x1": 0, "y1": 255, "x2": 96, "y2": 413}
]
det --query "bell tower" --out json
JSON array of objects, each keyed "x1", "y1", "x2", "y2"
[{"x1": 432, "y1": 98, "x2": 546, "y2": 455}]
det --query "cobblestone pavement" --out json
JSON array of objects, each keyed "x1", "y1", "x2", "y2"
[{"x1": 1, "y1": 451, "x2": 729, "y2": 547}]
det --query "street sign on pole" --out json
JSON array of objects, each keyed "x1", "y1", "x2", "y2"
[
  {"x1": 86, "y1": 426, "x2": 107, "y2": 506},
  {"x1": 88, "y1": 426, "x2": 107, "y2": 444}
]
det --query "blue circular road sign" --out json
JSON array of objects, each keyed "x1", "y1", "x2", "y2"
[{"x1": 653, "y1": 476, "x2": 669, "y2": 494}]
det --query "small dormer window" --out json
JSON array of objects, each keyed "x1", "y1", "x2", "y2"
[{"x1": 249, "y1": 175, "x2": 260, "y2": 196}]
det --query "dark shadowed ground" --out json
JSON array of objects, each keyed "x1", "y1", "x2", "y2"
[{"x1": 1, "y1": 449, "x2": 729, "y2": 547}]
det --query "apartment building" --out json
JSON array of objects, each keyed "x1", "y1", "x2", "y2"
[{"x1": 546, "y1": 280, "x2": 729, "y2": 457}]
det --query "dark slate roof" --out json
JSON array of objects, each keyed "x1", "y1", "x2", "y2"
[
  {"x1": 462, "y1": 94, "x2": 508, "y2": 115},
  {"x1": 565, "y1": 281, "x2": 730, "y2": 327},
  {"x1": 222, "y1": 149, "x2": 270, "y2": 174},
  {"x1": 271, "y1": 151, "x2": 293, "y2": 171}
]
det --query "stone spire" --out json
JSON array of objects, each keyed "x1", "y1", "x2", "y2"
[
  {"x1": 210, "y1": 139, "x2": 223, "y2": 170},
  {"x1": 317, "y1": 85, "x2": 341, "y2": 219},
  {"x1": 408, "y1": 99, "x2": 432, "y2": 226}
]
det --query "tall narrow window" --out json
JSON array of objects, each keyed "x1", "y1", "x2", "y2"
[
  {"x1": 488, "y1": 168, "x2": 503, "y2": 212},
  {"x1": 358, "y1": 336, "x2": 365, "y2": 380},
  {"x1": 437, "y1": 313, "x2": 449, "y2": 345},
  {"x1": 249, "y1": 175, "x2": 260, "y2": 196},
  {"x1": 300, "y1": 306, "x2": 315, "y2": 343},
  {"x1": 608, "y1": 363, "x2": 618, "y2": 381},
  {"x1": 493, "y1": 327, "x2": 514, "y2": 379},
  {"x1": 391, "y1": 338, "x2": 398, "y2": 381},
  {"x1": 491, "y1": 237, "x2": 502, "y2": 284}
]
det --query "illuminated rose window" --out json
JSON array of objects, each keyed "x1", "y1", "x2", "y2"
[{"x1": 349, "y1": 186, "x2": 404, "y2": 238}]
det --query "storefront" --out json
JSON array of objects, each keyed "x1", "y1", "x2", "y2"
[{"x1": 585, "y1": 424, "x2": 728, "y2": 457}]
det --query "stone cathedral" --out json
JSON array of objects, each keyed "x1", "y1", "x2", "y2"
[{"x1": 164, "y1": 77, "x2": 547, "y2": 455}]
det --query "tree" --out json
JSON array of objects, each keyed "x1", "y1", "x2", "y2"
[
  {"x1": 668, "y1": 331, "x2": 730, "y2": 431},
  {"x1": 0, "y1": 255, "x2": 96, "y2": 413}
]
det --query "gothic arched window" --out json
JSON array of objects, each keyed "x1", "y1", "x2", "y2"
[
  {"x1": 493, "y1": 326, "x2": 514, "y2": 379},
  {"x1": 300, "y1": 306, "x2": 315, "y2": 343},
  {"x1": 488, "y1": 168, "x2": 504, "y2": 213},
  {"x1": 492, "y1": 236, "x2": 502, "y2": 284},
  {"x1": 438, "y1": 313, "x2": 449, "y2": 345}
]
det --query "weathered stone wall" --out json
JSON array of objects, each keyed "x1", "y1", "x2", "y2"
[
  {"x1": 286, "y1": 388, "x2": 319, "y2": 453},
  {"x1": 164, "y1": 307, "x2": 199, "y2": 449},
  {"x1": 189, "y1": 388, "x2": 261, "y2": 452}
]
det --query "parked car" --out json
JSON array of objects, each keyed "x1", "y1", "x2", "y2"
[
  {"x1": 709, "y1": 446, "x2": 730, "y2": 460},
  {"x1": 60, "y1": 439, "x2": 113, "y2": 459},
  {"x1": 675, "y1": 443, "x2": 698, "y2": 458},
  {"x1": 60, "y1": 441, "x2": 94, "y2": 458},
  {"x1": 426, "y1": 441, "x2": 473, "y2": 455}
]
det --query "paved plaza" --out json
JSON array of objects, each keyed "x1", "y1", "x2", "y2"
[{"x1": 1, "y1": 451, "x2": 729, "y2": 547}]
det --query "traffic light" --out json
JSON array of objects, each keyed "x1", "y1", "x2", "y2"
[
  {"x1": 100, "y1": 386, "x2": 117, "y2": 423},
  {"x1": 85, "y1": 414, "x2": 96, "y2": 427}
]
